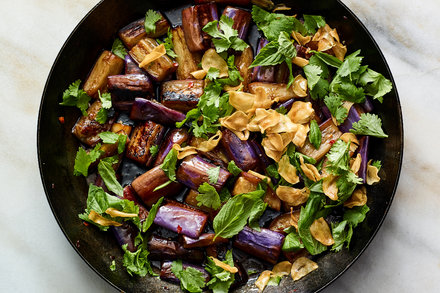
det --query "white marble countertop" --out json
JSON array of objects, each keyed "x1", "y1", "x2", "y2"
[{"x1": 1, "y1": 0, "x2": 439, "y2": 292}]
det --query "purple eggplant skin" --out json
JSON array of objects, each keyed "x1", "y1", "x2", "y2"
[
  {"x1": 130, "y1": 98, "x2": 186, "y2": 126},
  {"x1": 107, "y1": 74, "x2": 153, "y2": 99},
  {"x1": 321, "y1": 105, "x2": 332, "y2": 120},
  {"x1": 233, "y1": 226, "x2": 285, "y2": 265},
  {"x1": 131, "y1": 165, "x2": 183, "y2": 207},
  {"x1": 124, "y1": 55, "x2": 146, "y2": 75},
  {"x1": 222, "y1": 6, "x2": 252, "y2": 40},
  {"x1": 161, "y1": 80, "x2": 204, "y2": 112},
  {"x1": 148, "y1": 235, "x2": 205, "y2": 263},
  {"x1": 110, "y1": 223, "x2": 138, "y2": 252},
  {"x1": 160, "y1": 261, "x2": 210, "y2": 284},
  {"x1": 338, "y1": 105, "x2": 364, "y2": 133},
  {"x1": 181, "y1": 233, "x2": 228, "y2": 249},
  {"x1": 248, "y1": 139, "x2": 271, "y2": 171},
  {"x1": 275, "y1": 98, "x2": 296, "y2": 112},
  {"x1": 362, "y1": 97, "x2": 374, "y2": 113},
  {"x1": 182, "y1": 3, "x2": 218, "y2": 52},
  {"x1": 357, "y1": 136, "x2": 369, "y2": 183},
  {"x1": 154, "y1": 128, "x2": 190, "y2": 167},
  {"x1": 251, "y1": 38, "x2": 276, "y2": 83},
  {"x1": 176, "y1": 155, "x2": 232, "y2": 191},
  {"x1": 221, "y1": 129, "x2": 260, "y2": 171},
  {"x1": 154, "y1": 201, "x2": 209, "y2": 238},
  {"x1": 113, "y1": 101, "x2": 134, "y2": 111}
]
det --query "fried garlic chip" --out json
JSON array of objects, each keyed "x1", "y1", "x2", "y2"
[
  {"x1": 229, "y1": 91, "x2": 255, "y2": 113},
  {"x1": 292, "y1": 57, "x2": 309, "y2": 67},
  {"x1": 248, "y1": 109, "x2": 281, "y2": 133},
  {"x1": 272, "y1": 261, "x2": 292, "y2": 277},
  {"x1": 190, "y1": 69, "x2": 207, "y2": 80},
  {"x1": 350, "y1": 153, "x2": 362, "y2": 174},
  {"x1": 267, "y1": 114, "x2": 298, "y2": 134},
  {"x1": 292, "y1": 31, "x2": 311, "y2": 46},
  {"x1": 88, "y1": 210, "x2": 122, "y2": 227},
  {"x1": 253, "y1": 86, "x2": 274, "y2": 111},
  {"x1": 367, "y1": 160, "x2": 381, "y2": 185},
  {"x1": 291, "y1": 257, "x2": 318, "y2": 281},
  {"x1": 288, "y1": 101, "x2": 315, "y2": 124},
  {"x1": 255, "y1": 270, "x2": 272, "y2": 291},
  {"x1": 210, "y1": 257, "x2": 238, "y2": 273},
  {"x1": 310, "y1": 217, "x2": 334, "y2": 246},
  {"x1": 299, "y1": 156, "x2": 321, "y2": 182},
  {"x1": 220, "y1": 111, "x2": 250, "y2": 140},
  {"x1": 276, "y1": 186, "x2": 310, "y2": 206},
  {"x1": 278, "y1": 155, "x2": 300, "y2": 184},
  {"x1": 340, "y1": 132, "x2": 359, "y2": 154},
  {"x1": 197, "y1": 130, "x2": 222, "y2": 152},
  {"x1": 172, "y1": 144, "x2": 197, "y2": 160},
  {"x1": 344, "y1": 186, "x2": 367, "y2": 208},
  {"x1": 105, "y1": 208, "x2": 138, "y2": 218},
  {"x1": 201, "y1": 48, "x2": 229, "y2": 77},
  {"x1": 312, "y1": 24, "x2": 347, "y2": 61},
  {"x1": 323, "y1": 174, "x2": 339, "y2": 201},
  {"x1": 290, "y1": 208, "x2": 300, "y2": 229},
  {"x1": 292, "y1": 75, "x2": 308, "y2": 97},
  {"x1": 139, "y1": 44, "x2": 166, "y2": 68},
  {"x1": 291, "y1": 124, "x2": 310, "y2": 148}
]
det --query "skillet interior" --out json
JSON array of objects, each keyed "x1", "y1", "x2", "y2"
[{"x1": 37, "y1": 0, "x2": 403, "y2": 292}]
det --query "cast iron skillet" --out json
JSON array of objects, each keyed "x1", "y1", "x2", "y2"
[{"x1": 37, "y1": 0, "x2": 403, "y2": 292}]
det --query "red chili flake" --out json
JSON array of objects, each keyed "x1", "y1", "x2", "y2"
[
  {"x1": 177, "y1": 225, "x2": 182, "y2": 233},
  {"x1": 173, "y1": 62, "x2": 179, "y2": 67},
  {"x1": 83, "y1": 221, "x2": 89, "y2": 227},
  {"x1": 188, "y1": 81, "x2": 194, "y2": 88},
  {"x1": 329, "y1": 139, "x2": 336, "y2": 145},
  {"x1": 76, "y1": 240, "x2": 80, "y2": 248},
  {"x1": 58, "y1": 116, "x2": 65, "y2": 124}
]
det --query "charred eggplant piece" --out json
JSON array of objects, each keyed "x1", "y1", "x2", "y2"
[
  {"x1": 126, "y1": 120, "x2": 166, "y2": 166},
  {"x1": 338, "y1": 105, "x2": 364, "y2": 133},
  {"x1": 172, "y1": 26, "x2": 200, "y2": 79},
  {"x1": 129, "y1": 38, "x2": 177, "y2": 81},
  {"x1": 118, "y1": 14, "x2": 170, "y2": 49},
  {"x1": 83, "y1": 50, "x2": 124, "y2": 98},
  {"x1": 131, "y1": 165, "x2": 182, "y2": 207},
  {"x1": 298, "y1": 118, "x2": 343, "y2": 161},
  {"x1": 108, "y1": 74, "x2": 153, "y2": 100},
  {"x1": 161, "y1": 80, "x2": 204, "y2": 112},
  {"x1": 130, "y1": 98, "x2": 186, "y2": 126},
  {"x1": 235, "y1": 46, "x2": 253, "y2": 91},
  {"x1": 222, "y1": 7, "x2": 252, "y2": 40},
  {"x1": 248, "y1": 82, "x2": 296, "y2": 102},
  {"x1": 182, "y1": 3, "x2": 219, "y2": 52},
  {"x1": 251, "y1": 39, "x2": 276, "y2": 83},
  {"x1": 233, "y1": 226, "x2": 285, "y2": 264},
  {"x1": 176, "y1": 156, "x2": 232, "y2": 191},
  {"x1": 154, "y1": 128, "x2": 190, "y2": 167},
  {"x1": 124, "y1": 55, "x2": 146, "y2": 75},
  {"x1": 269, "y1": 213, "x2": 293, "y2": 234},
  {"x1": 248, "y1": 139, "x2": 271, "y2": 172},
  {"x1": 72, "y1": 100, "x2": 112, "y2": 147},
  {"x1": 221, "y1": 129, "x2": 260, "y2": 171},
  {"x1": 275, "y1": 62, "x2": 290, "y2": 84},
  {"x1": 160, "y1": 261, "x2": 210, "y2": 284},
  {"x1": 357, "y1": 136, "x2": 369, "y2": 183},
  {"x1": 148, "y1": 235, "x2": 204, "y2": 263},
  {"x1": 181, "y1": 233, "x2": 228, "y2": 248},
  {"x1": 264, "y1": 187, "x2": 281, "y2": 212},
  {"x1": 232, "y1": 172, "x2": 260, "y2": 196},
  {"x1": 154, "y1": 201, "x2": 208, "y2": 238},
  {"x1": 110, "y1": 223, "x2": 138, "y2": 252}
]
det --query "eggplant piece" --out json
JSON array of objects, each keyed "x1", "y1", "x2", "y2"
[
  {"x1": 107, "y1": 74, "x2": 153, "y2": 100},
  {"x1": 154, "y1": 201, "x2": 208, "y2": 238},
  {"x1": 275, "y1": 62, "x2": 290, "y2": 84},
  {"x1": 161, "y1": 80, "x2": 204, "y2": 112},
  {"x1": 283, "y1": 248, "x2": 310, "y2": 264},
  {"x1": 122, "y1": 185, "x2": 148, "y2": 221},
  {"x1": 113, "y1": 101, "x2": 134, "y2": 111},
  {"x1": 160, "y1": 261, "x2": 210, "y2": 284},
  {"x1": 118, "y1": 14, "x2": 170, "y2": 49},
  {"x1": 233, "y1": 226, "x2": 285, "y2": 264},
  {"x1": 129, "y1": 38, "x2": 177, "y2": 82},
  {"x1": 181, "y1": 233, "x2": 228, "y2": 248},
  {"x1": 124, "y1": 55, "x2": 146, "y2": 75},
  {"x1": 263, "y1": 186, "x2": 281, "y2": 212},
  {"x1": 248, "y1": 82, "x2": 296, "y2": 102},
  {"x1": 126, "y1": 120, "x2": 166, "y2": 166},
  {"x1": 131, "y1": 165, "x2": 182, "y2": 207},
  {"x1": 110, "y1": 222, "x2": 138, "y2": 252},
  {"x1": 83, "y1": 50, "x2": 124, "y2": 98},
  {"x1": 172, "y1": 26, "x2": 200, "y2": 79},
  {"x1": 248, "y1": 139, "x2": 271, "y2": 172},
  {"x1": 148, "y1": 235, "x2": 204, "y2": 263},
  {"x1": 181, "y1": 3, "x2": 219, "y2": 52},
  {"x1": 198, "y1": 147, "x2": 230, "y2": 169},
  {"x1": 295, "y1": 44, "x2": 313, "y2": 60},
  {"x1": 222, "y1": 7, "x2": 252, "y2": 40},
  {"x1": 362, "y1": 97, "x2": 374, "y2": 113},
  {"x1": 234, "y1": 46, "x2": 253, "y2": 91},
  {"x1": 72, "y1": 100, "x2": 112, "y2": 147},
  {"x1": 357, "y1": 136, "x2": 369, "y2": 183},
  {"x1": 251, "y1": 39, "x2": 275, "y2": 83},
  {"x1": 221, "y1": 129, "x2": 260, "y2": 171},
  {"x1": 275, "y1": 98, "x2": 295, "y2": 112},
  {"x1": 297, "y1": 118, "x2": 342, "y2": 161},
  {"x1": 321, "y1": 105, "x2": 332, "y2": 120},
  {"x1": 230, "y1": 260, "x2": 249, "y2": 290},
  {"x1": 95, "y1": 120, "x2": 132, "y2": 163},
  {"x1": 338, "y1": 105, "x2": 364, "y2": 133},
  {"x1": 154, "y1": 128, "x2": 190, "y2": 167},
  {"x1": 176, "y1": 156, "x2": 232, "y2": 191},
  {"x1": 130, "y1": 98, "x2": 186, "y2": 126},
  {"x1": 269, "y1": 213, "x2": 292, "y2": 234},
  {"x1": 232, "y1": 172, "x2": 260, "y2": 196}
]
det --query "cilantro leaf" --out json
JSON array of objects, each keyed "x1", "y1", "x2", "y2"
[
  {"x1": 372, "y1": 160, "x2": 382, "y2": 171},
  {"x1": 282, "y1": 230, "x2": 304, "y2": 252},
  {"x1": 172, "y1": 260, "x2": 206, "y2": 293},
  {"x1": 309, "y1": 119, "x2": 322, "y2": 149},
  {"x1": 96, "y1": 91, "x2": 112, "y2": 124},
  {"x1": 203, "y1": 15, "x2": 249, "y2": 53},
  {"x1": 350, "y1": 113, "x2": 388, "y2": 138},
  {"x1": 141, "y1": 197, "x2": 163, "y2": 233},
  {"x1": 303, "y1": 64, "x2": 323, "y2": 90},
  {"x1": 73, "y1": 144, "x2": 103, "y2": 177},
  {"x1": 206, "y1": 67, "x2": 220, "y2": 81},
  {"x1": 111, "y1": 38, "x2": 127, "y2": 59},
  {"x1": 149, "y1": 145, "x2": 159, "y2": 158},
  {"x1": 110, "y1": 260, "x2": 116, "y2": 271},
  {"x1": 303, "y1": 15, "x2": 326, "y2": 35},
  {"x1": 324, "y1": 93, "x2": 348, "y2": 124},
  {"x1": 197, "y1": 183, "x2": 221, "y2": 210},
  {"x1": 98, "y1": 156, "x2": 123, "y2": 197},
  {"x1": 359, "y1": 68, "x2": 393, "y2": 102},
  {"x1": 227, "y1": 161, "x2": 243, "y2": 176},
  {"x1": 160, "y1": 28, "x2": 177, "y2": 58},
  {"x1": 160, "y1": 148, "x2": 178, "y2": 181},
  {"x1": 252, "y1": 5, "x2": 296, "y2": 41},
  {"x1": 330, "y1": 220, "x2": 349, "y2": 252},
  {"x1": 326, "y1": 139, "x2": 351, "y2": 174},
  {"x1": 122, "y1": 242, "x2": 155, "y2": 277},
  {"x1": 99, "y1": 132, "x2": 120, "y2": 144},
  {"x1": 144, "y1": 10, "x2": 161, "y2": 34},
  {"x1": 60, "y1": 80, "x2": 91, "y2": 115},
  {"x1": 336, "y1": 50, "x2": 363, "y2": 78},
  {"x1": 207, "y1": 166, "x2": 221, "y2": 184},
  {"x1": 205, "y1": 250, "x2": 235, "y2": 293}
]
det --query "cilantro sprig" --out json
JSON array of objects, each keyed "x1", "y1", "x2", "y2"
[
  {"x1": 60, "y1": 80, "x2": 91, "y2": 115},
  {"x1": 144, "y1": 10, "x2": 161, "y2": 35},
  {"x1": 111, "y1": 38, "x2": 128, "y2": 59},
  {"x1": 203, "y1": 15, "x2": 249, "y2": 53},
  {"x1": 171, "y1": 260, "x2": 206, "y2": 293},
  {"x1": 350, "y1": 113, "x2": 388, "y2": 138}
]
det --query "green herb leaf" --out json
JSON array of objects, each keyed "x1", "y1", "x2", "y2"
[
  {"x1": 96, "y1": 91, "x2": 112, "y2": 124},
  {"x1": 111, "y1": 38, "x2": 128, "y2": 59},
  {"x1": 153, "y1": 180, "x2": 172, "y2": 192},
  {"x1": 73, "y1": 144, "x2": 103, "y2": 177},
  {"x1": 309, "y1": 120, "x2": 322, "y2": 149},
  {"x1": 350, "y1": 113, "x2": 388, "y2": 138},
  {"x1": 359, "y1": 69, "x2": 392, "y2": 102},
  {"x1": 59, "y1": 80, "x2": 91, "y2": 115},
  {"x1": 207, "y1": 166, "x2": 221, "y2": 184},
  {"x1": 110, "y1": 260, "x2": 116, "y2": 271},
  {"x1": 144, "y1": 10, "x2": 161, "y2": 34},
  {"x1": 344, "y1": 205, "x2": 370, "y2": 227},
  {"x1": 197, "y1": 183, "x2": 222, "y2": 210},
  {"x1": 336, "y1": 50, "x2": 363, "y2": 78},
  {"x1": 98, "y1": 156, "x2": 123, "y2": 197},
  {"x1": 303, "y1": 15, "x2": 326, "y2": 35},
  {"x1": 162, "y1": 28, "x2": 177, "y2": 58},
  {"x1": 207, "y1": 67, "x2": 220, "y2": 81},
  {"x1": 203, "y1": 15, "x2": 249, "y2": 53},
  {"x1": 160, "y1": 148, "x2": 178, "y2": 181},
  {"x1": 227, "y1": 161, "x2": 243, "y2": 176},
  {"x1": 331, "y1": 205, "x2": 369, "y2": 251},
  {"x1": 252, "y1": 5, "x2": 296, "y2": 41},
  {"x1": 141, "y1": 197, "x2": 164, "y2": 233},
  {"x1": 172, "y1": 260, "x2": 206, "y2": 293},
  {"x1": 303, "y1": 64, "x2": 323, "y2": 90},
  {"x1": 205, "y1": 250, "x2": 235, "y2": 293},
  {"x1": 326, "y1": 139, "x2": 351, "y2": 174},
  {"x1": 282, "y1": 230, "x2": 304, "y2": 252},
  {"x1": 122, "y1": 243, "x2": 155, "y2": 277},
  {"x1": 372, "y1": 160, "x2": 382, "y2": 171},
  {"x1": 324, "y1": 93, "x2": 348, "y2": 124},
  {"x1": 311, "y1": 51, "x2": 342, "y2": 68},
  {"x1": 149, "y1": 145, "x2": 159, "y2": 158}
]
